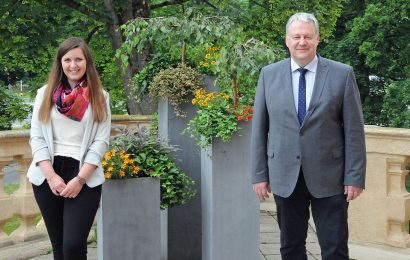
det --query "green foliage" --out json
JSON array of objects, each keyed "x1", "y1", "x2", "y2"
[
  {"x1": 89, "y1": 33, "x2": 127, "y2": 114},
  {"x1": 0, "y1": 87, "x2": 31, "y2": 130},
  {"x1": 382, "y1": 79, "x2": 410, "y2": 128},
  {"x1": 3, "y1": 215, "x2": 21, "y2": 235},
  {"x1": 215, "y1": 37, "x2": 283, "y2": 105},
  {"x1": 211, "y1": 0, "x2": 346, "y2": 46},
  {"x1": 131, "y1": 53, "x2": 179, "y2": 103},
  {"x1": 4, "y1": 183, "x2": 19, "y2": 195},
  {"x1": 149, "y1": 64, "x2": 202, "y2": 117},
  {"x1": 119, "y1": 10, "x2": 237, "y2": 67},
  {"x1": 184, "y1": 88, "x2": 253, "y2": 148},
  {"x1": 185, "y1": 89, "x2": 238, "y2": 148},
  {"x1": 348, "y1": 0, "x2": 409, "y2": 80},
  {"x1": 321, "y1": 0, "x2": 409, "y2": 128},
  {"x1": 150, "y1": 112, "x2": 159, "y2": 137},
  {"x1": 109, "y1": 127, "x2": 196, "y2": 209},
  {"x1": 362, "y1": 79, "x2": 388, "y2": 126},
  {"x1": 187, "y1": 45, "x2": 221, "y2": 75}
]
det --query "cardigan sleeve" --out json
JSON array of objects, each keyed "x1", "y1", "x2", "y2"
[{"x1": 29, "y1": 86, "x2": 52, "y2": 165}]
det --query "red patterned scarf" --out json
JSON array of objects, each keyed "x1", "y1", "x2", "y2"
[{"x1": 52, "y1": 79, "x2": 90, "y2": 121}]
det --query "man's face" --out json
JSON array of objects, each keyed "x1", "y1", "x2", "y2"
[{"x1": 285, "y1": 21, "x2": 320, "y2": 67}]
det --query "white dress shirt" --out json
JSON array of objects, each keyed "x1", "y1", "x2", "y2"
[{"x1": 291, "y1": 55, "x2": 318, "y2": 112}]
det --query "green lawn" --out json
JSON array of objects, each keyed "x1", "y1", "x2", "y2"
[
  {"x1": 4, "y1": 183, "x2": 19, "y2": 195},
  {"x1": 3, "y1": 216, "x2": 21, "y2": 235},
  {"x1": 3, "y1": 183, "x2": 42, "y2": 235}
]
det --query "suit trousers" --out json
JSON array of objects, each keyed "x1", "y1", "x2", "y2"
[
  {"x1": 32, "y1": 156, "x2": 101, "y2": 260},
  {"x1": 273, "y1": 171, "x2": 349, "y2": 260}
]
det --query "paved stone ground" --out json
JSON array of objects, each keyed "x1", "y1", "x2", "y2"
[
  {"x1": 259, "y1": 210, "x2": 321, "y2": 260},
  {"x1": 1, "y1": 199, "x2": 410, "y2": 260}
]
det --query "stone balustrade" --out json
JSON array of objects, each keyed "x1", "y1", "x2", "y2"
[
  {"x1": 0, "y1": 120, "x2": 409, "y2": 250},
  {"x1": 0, "y1": 115, "x2": 151, "y2": 248},
  {"x1": 349, "y1": 125, "x2": 410, "y2": 248}
]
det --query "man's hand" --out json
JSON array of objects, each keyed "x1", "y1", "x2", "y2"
[
  {"x1": 253, "y1": 182, "x2": 271, "y2": 202},
  {"x1": 344, "y1": 185, "x2": 363, "y2": 202}
]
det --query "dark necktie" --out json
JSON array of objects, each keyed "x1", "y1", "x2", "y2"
[{"x1": 297, "y1": 68, "x2": 308, "y2": 125}]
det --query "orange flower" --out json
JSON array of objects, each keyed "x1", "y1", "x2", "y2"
[
  {"x1": 119, "y1": 170, "x2": 125, "y2": 177},
  {"x1": 133, "y1": 166, "x2": 140, "y2": 174},
  {"x1": 105, "y1": 173, "x2": 112, "y2": 179}
]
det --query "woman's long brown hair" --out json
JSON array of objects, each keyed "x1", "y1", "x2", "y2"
[{"x1": 38, "y1": 37, "x2": 107, "y2": 123}]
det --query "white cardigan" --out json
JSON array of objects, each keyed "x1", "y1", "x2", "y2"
[{"x1": 27, "y1": 85, "x2": 111, "y2": 187}]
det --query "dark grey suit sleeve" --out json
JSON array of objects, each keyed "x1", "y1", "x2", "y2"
[
  {"x1": 251, "y1": 68, "x2": 270, "y2": 184},
  {"x1": 342, "y1": 67, "x2": 366, "y2": 188}
]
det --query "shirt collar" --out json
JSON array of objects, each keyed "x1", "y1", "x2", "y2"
[{"x1": 290, "y1": 55, "x2": 318, "y2": 73}]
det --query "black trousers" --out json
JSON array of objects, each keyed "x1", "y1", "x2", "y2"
[
  {"x1": 273, "y1": 171, "x2": 349, "y2": 260},
  {"x1": 32, "y1": 156, "x2": 101, "y2": 260}
]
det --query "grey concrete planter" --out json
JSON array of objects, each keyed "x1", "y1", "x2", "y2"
[
  {"x1": 97, "y1": 177, "x2": 161, "y2": 260},
  {"x1": 201, "y1": 121, "x2": 260, "y2": 260},
  {"x1": 158, "y1": 97, "x2": 202, "y2": 260}
]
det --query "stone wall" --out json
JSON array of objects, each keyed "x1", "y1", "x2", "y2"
[{"x1": 349, "y1": 125, "x2": 410, "y2": 248}]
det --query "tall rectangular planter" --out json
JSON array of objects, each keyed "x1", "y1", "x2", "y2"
[
  {"x1": 158, "y1": 98, "x2": 202, "y2": 260},
  {"x1": 97, "y1": 177, "x2": 161, "y2": 260},
  {"x1": 201, "y1": 121, "x2": 259, "y2": 260}
]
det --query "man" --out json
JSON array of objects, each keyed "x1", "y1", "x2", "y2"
[{"x1": 251, "y1": 13, "x2": 366, "y2": 260}]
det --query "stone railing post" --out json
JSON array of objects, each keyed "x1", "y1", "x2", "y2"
[
  {"x1": 0, "y1": 161, "x2": 14, "y2": 247},
  {"x1": 11, "y1": 155, "x2": 44, "y2": 243},
  {"x1": 349, "y1": 126, "x2": 410, "y2": 248}
]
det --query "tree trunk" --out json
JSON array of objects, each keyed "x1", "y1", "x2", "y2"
[{"x1": 103, "y1": 0, "x2": 154, "y2": 114}]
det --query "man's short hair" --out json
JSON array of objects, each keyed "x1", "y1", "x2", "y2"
[{"x1": 286, "y1": 13, "x2": 319, "y2": 35}]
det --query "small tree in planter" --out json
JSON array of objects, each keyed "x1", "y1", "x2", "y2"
[{"x1": 118, "y1": 11, "x2": 237, "y2": 112}]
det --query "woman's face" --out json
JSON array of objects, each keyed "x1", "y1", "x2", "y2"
[{"x1": 61, "y1": 47, "x2": 87, "y2": 88}]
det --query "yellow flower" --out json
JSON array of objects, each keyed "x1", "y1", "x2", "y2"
[
  {"x1": 207, "y1": 92, "x2": 215, "y2": 99},
  {"x1": 192, "y1": 98, "x2": 197, "y2": 105},
  {"x1": 205, "y1": 53, "x2": 211, "y2": 59},
  {"x1": 211, "y1": 60, "x2": 216, "y2": 65},
  {"x1": 105, "y1": 173, "x2": 112, "y2": 179},
  {"x1": 110, "y1": 162, "x2": 115, "y2": 166},
  {"x1": 102, "y1": 161, "x2": 107, "y2": 166},
  {"x1": 107, "y1": 166, "x2": 114, "y2": 172},
  {"x1": 104, "y1": 152, "x2": 111, "y2": 161},
  {"x1": 121, "y1": 164, "x2": 126, "y2": 169},
  {"x1": 199, "y1": 101, "x2": 208, "y2": 106},
  {"x1": 111, "y1": 149, "x2": 116, "y2": 156},
  {"x1": 203, "y1": 62, "x2": 209, "y2": 67},
  {"x1": 133, "y1": 166, "x2": 140, "y2": 174}
]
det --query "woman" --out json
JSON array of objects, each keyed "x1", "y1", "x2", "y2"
[{"x1": 27, "y1": 37, "x2": 111, "y2": 260}]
